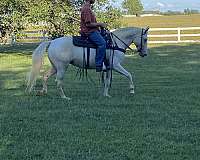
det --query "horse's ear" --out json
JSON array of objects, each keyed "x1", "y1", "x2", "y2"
[{"x1": 144, "y1": 26, "x2": 150, "y2": 34}]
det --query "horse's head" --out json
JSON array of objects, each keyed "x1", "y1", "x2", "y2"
[
  {"x1": 111, "y1": 27, "x2": 149, "y2": 57},
  {"x1": 134, "y1": 27, "x2": 149, "y2": 57}
]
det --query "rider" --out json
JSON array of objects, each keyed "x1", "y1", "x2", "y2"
[{"x1": 80, "y1": 0, "x2": 107, "y2": 72}]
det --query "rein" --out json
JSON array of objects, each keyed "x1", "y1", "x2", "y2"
[
  {"x1": 137, "y1": 28, "x2": 144, "y2": 53},
  {"x1": 110, "y1": 32, "x2": 135, "y2": 53},
  {"x1": 109, "y1": 28, "x2": 144, "y2": 54}
]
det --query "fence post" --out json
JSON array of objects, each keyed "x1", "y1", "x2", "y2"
[
  {"x1": 11, "y1": 33, "x2": 16, "y2": 45},
  {"x1": 42, "y1": 30, "x2": 47, "y2": 41},
  {"x1": 177, "y1": 28, "x2": 181, "y2": 42}
]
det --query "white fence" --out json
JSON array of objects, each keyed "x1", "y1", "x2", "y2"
[
  {"x1": 148, "y1": 27, "x2": 200, "y2": 43},
  {"x1": 2, "y1": 27, "x2": 200, "y2": 44},
  {"x1": 22, "y1": 27, "x2": 200, "y2": 44}
]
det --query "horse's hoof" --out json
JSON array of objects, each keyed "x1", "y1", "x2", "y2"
[
  {"x1": 25, "y1": 88, "x2": 30, "y2": 93},
  {"x1": 104, "y1": 94, "x2": 112, "y2": 98},
  {"x1": 42, "y1": 88, "x2": 47, "y2": 94},
  {"x1": 62, "y1": 96, "x2": 71, "y2": 100},
  {"x1": 36, "y1": 90, "x2": 46, "y2": 96},
  {"x1": 25, "y1": 86, "x2": 32, "y2": 94},
  {"x1": 130, "y1": 90, "x2": 135, "y2": 94}
]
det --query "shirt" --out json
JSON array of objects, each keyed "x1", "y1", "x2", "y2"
[{"x1": 80, "y1": 3, "x2": 99, "y2": 34}]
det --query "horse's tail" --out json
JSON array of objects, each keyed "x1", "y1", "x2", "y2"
[{"x1": 26, "y1": 41, "x2": 51, "y2": 93}]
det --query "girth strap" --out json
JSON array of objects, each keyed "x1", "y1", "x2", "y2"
[{"x1": 86, "y1": 47, "x2": 90, "y2": 68}]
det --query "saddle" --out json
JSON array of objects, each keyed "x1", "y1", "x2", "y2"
[
  {"x1": 73, "y1": 29, "x2": 113, "y2": 49},
  {"x1": 72, "y1": 30, "x2": 121, "y2": 70},
  {"x1": 73, "y1": 36, "x2": 97, "y2": 48}
]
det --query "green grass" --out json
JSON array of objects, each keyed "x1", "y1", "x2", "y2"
[
  {"x1": 121, "y1": 14, "x2": 200, "y2": 28},
  {"x1": 0, "y1": 43, "x2": 200, "y2": 159}
]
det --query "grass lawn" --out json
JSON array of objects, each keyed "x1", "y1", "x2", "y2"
[
  {"x1": 0, "y1": 43, "x2": 200, "y2": 160},
  {"x1": 121, "y1": 14, "x2": 200, "y2": 28}
]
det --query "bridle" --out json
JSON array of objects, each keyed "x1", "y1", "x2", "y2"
[
  {"x1": 137, "y1": 28, "x2": 145, "y2": 53},
  {"x1": 109, "y1": 28, "x2": 146, "y2": 54},
  {"x1": 110, "y1": 32, "x2": 135, "y2": 53}
]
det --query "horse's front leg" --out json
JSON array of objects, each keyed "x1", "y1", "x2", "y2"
[
  {"x1": 113, "y1": 63, "x2": 135, "y2": 94},
  {"x1": 103, "y1": 70, "x2": 112, "y2": 97}
]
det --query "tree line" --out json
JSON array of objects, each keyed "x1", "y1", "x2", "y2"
[{"x1": 0, "y1": 0, "x2": 143, "y2": 40}]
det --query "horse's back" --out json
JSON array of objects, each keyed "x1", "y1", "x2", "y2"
[
  {"x1": 48, "y1": 36, "x2": 73, "y2": 63},
  {"x1": 49, "y1": 36, "x2": 72, "y2": 49}
]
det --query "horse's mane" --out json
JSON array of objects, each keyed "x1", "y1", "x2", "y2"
[{"x1": 112, "y1": 27, "x2": 141, "y2": 36}]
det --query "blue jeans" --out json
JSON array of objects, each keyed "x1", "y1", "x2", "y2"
[{"x1": 88, "y1": 31, "x2": 106, "y2": 68}]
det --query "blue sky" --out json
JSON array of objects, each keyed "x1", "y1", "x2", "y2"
[{"x1": 115, "y1": 0, "x2": 200, "y2": 12}]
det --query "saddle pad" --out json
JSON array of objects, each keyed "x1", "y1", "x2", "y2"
[{"x1": 73, "y1": 36, "x2": 97, "y2": 48}]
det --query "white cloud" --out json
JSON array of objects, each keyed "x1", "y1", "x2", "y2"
[{"x1": 157, "y1": 2, "x2": 165, "y2": 7}]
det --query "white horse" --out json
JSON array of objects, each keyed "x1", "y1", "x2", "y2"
[{"x1": 26, "y1": 27, "x2": 149, "y2": 99}]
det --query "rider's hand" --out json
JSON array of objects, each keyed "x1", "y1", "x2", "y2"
[{"x1": 99, "y1": 23, "x2": 108, "y2": 28}]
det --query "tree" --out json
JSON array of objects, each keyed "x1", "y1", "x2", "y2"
[
  {"x1": 0, "y1": 0, "x2": 28, "y2": 41},
  {"x1": 0, "y1": 0, "x2": 122, "y2": 41},
  {"x1": 184, "y1": 8, "x2": 199, "y2": 15},
  {"x1": 122, "y1": 0, "x2": 143, "y2": 16},
  {"x1": 27, "y1": 0, "x2": 122, "y2": 38},
  {"x1": 27, "y1": 0, "x2": 79, "y2": 38},
  {"x1": 95, "y1": 1, "x2": 122, "y2": 29}
]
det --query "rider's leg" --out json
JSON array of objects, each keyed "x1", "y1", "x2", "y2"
[{"x1": 88, "y1": 31, "x2": 106, "y2": 72}]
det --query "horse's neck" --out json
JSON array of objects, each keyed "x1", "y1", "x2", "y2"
[{"x1": 113, "y1": 28, "x2": 141, "y2": 49}]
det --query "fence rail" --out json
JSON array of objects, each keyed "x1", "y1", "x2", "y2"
[
  {"x1": 21, "y1": 27, "x2": 200, "y2": 44},
  {"x1": 148, "y1": 27, "x2": 200, "y2": 43},
  {"x1": 1, "y1": 27, "x2": 200, "y2": 44}
]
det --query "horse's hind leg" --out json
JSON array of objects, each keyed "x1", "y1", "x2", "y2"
[
  {"x1": 113, "y1": 63, "x2": 135, "y2": 94},
  {"x1": 41, "y1": 67, "x2": 56, "y2": 94},
  {"x1": 56, "y1": 63, "x2": 71, "y2": 100}
]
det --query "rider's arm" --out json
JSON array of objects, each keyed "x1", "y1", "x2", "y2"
[{"x1": 86, "y1": 22, "x2": 107, "y2": 28}]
